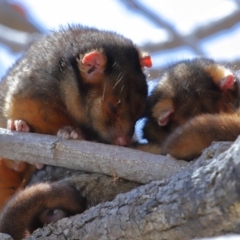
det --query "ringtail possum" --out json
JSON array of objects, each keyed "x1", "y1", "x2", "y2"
[
  {"x1": 0, "y1": 166, "x2": 140, "y2": 240},
  {"x1": 0, "y1": 25, "x2": 151, "y2": 144},
  {"x1": 142, "y1": 58, "x2": 240, "y2": 160},
  {"x1": 0, "y1": 25, "x2": 151, "y2": 210}
]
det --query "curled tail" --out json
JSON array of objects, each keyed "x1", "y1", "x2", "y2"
[
  {"x1": 161, "y1": 111, "x2": 240, "y2": 160},
  {"x1": 0, "y1": 181, "x2": 86, "y2": 240}
]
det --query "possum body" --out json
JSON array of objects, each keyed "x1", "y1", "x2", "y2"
[
  {"x1": 142, "y1": 58, "x2": 240, "y2": 160},
  {"x1": 0, "y1": 25, "x2": 150, "y2": 146},
  {"x1": 0, "y1": 25, "x2": 151, "y2": 211}
]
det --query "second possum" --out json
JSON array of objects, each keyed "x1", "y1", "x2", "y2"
[{"x1": 142, "y1": 58, "x2": 240, "y2": 160}]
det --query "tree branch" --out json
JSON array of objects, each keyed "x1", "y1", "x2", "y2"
[
  {"x1": 22, "y1": 137, "x2": 240, "y2": 239},
  {"x1": 0, "y1": 24, "x2": 40, "y2": 53},
  {"x1": 140, "y1": 9, "x2": 240, "y2": 54},
  {"x1": 0, "y1": 128, "x2": 189, "y2": 184},
  {"x1": 121, "y1": 0, "x2": 205, "y2": 55}
]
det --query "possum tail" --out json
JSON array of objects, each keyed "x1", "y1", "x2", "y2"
[{"x1": 0, "y1": 181, "x2": 86, "y2": 240}]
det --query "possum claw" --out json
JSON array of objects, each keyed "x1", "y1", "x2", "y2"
[
  {"x1": 57, "y1": 126, "x2": 84, "y2": 140},
  {"x1": 7, "y1": 119, "x2": 30, "y2": 132}
]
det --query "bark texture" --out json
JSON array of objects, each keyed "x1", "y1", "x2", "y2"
[
  {"x1": 0, "y1": 128, "x2": 189, "y2": 184},
  {"x1": 0, "y1": 127, "x2": 239, "y2": 239},
  {"x1": 18, "y1": 138, "x2": 240, "y2": 240}
]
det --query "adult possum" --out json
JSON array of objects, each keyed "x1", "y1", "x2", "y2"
[
  {"x1": 0, "y1": 25, "x2": 151, "y2": 210},
  {"x1": 0, "y1": 25, "x2": 151, "y2": 145}
]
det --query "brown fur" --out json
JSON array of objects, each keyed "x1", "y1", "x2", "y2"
[
  {"x1": 0, "y1": 166, "x2": 140, "y2": 240},
  {"x1": 141, "y1": 58, "x2": 240, "y2": 160},
  {"x1": 0, "y1": 180, "x2": 86, "y2": 240},
  {"x1": 6, "y1": 98, "x2": 75, "y2": 134},
  {"x1": 0, "y1": 159, "x2": 35, "y2": 211},
  {"x1": 0, "y1": 25, "x2": 150, "y2": 211},
  {"x1": 0, "y1": 25, "x2": 149, "y2": 143},
  {"x1": 161, "y1": 111, "x2": 240, "y2": 160}
]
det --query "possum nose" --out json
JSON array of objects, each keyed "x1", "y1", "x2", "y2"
[{"x1": 114, "y1": 136, "x2": 131, "y2": 146}]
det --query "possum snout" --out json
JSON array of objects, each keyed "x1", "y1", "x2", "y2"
[{"x1": 114, "y1": 135, "x2": 132, "y2": 146}]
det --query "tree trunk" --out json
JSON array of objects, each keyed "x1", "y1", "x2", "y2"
[{"x1": 13, "y1": 137, "x2": 240, "y2": 240}]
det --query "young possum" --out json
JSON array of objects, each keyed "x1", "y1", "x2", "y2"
[
  {"x1": 0, "y1": 165, "x2": 140, "y2": 240},
  {"x1": 142, "y1": 58, "x2": 240, "y2": 160},
  {"x1": 0, "y1": 25, "x2": 151, "y2": 210}
]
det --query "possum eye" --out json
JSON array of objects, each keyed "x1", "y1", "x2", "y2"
[{"x1": 107, "y1": 102, "x2": 117, "y2": 115}]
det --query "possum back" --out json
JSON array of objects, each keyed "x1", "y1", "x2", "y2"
[
  {"x1": 141, "y1": 58, "x2": 240, "y2": 160},
  {"x1": 143, "y1": 58, "x2": 240, "y2": 144}
]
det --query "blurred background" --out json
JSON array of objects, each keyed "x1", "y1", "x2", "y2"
[{"x1": 0, "y1": 0, "x2": 240, "y2": 80}]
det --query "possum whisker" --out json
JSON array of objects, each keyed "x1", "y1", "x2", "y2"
[
  {"x1": 112, "y1": 62, "x2": 117, "y2": 68},
  {"x1": 112, "y1": 71, "x2": 125, "y2": 90},
  {"x1": 117, "y1": 85, "x2": 124, "y2": 104},
  {"x1": 120, "y1": 85, "x2": 124, "y2": 95},
  {"x1": 102, "y1": 82, "x2": 106, "y2": 101}
]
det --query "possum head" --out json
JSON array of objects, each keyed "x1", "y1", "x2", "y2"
[{"x1": 75, "y1": 47, "x2": 150, "y2": 146}]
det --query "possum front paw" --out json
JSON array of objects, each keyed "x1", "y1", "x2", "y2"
[
  {"x1": 57, "y1": 126, "x2": 85, "y2": 140},
  {"x1": 7, "y1": 119, "x2": 44, "y2": 169},
  {"x1": 7, "y1": 119, "x2": 30, "y2": 132}
]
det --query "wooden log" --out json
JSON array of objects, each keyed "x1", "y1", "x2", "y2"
[{"x1": 0, "y1": 128, "x2": 189, "y2": 184}]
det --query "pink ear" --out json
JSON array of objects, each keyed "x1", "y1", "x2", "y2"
[
  {"x1": 79, "y1": 51, "x2": 106, "y2": 83},
  {"x1": 141, "y1": 55, "x2": 152, "y2": 68},
  {"x1": 158, "y1": 109, "x2": 174, "y2": 126},
  {"x1": 219, "y1": 74, "x2": 235, "y2": 91},
  {"x1": 82, "y1": 51, "x2": 105, "y2": 69}
]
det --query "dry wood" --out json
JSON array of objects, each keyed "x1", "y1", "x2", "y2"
[
  {"x1": 0, "y1": 128, "x2": 189, "y2": 184},
  {"x1": 0, "y1": 233, "x2": 13, "y2": 240},
  {"x1": 0, "y1": 128, "x2": 238, "y2": 239},
  {"x1": 18, "y1": 137, "x2": 240, "y2": 240}
]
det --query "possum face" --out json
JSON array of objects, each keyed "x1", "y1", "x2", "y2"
[
  {"x1": 91, "y1": 72, "x2": 147, "y2": 146},
  {"x1": 77, "y1": 49, "x2": 150, "y2": 146},
  {"x1": 144, "y1": 58, "x2": 240, "y2": 143}
]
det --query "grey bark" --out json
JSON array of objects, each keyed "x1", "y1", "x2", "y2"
[
  {"x1": 0, "y1": 233, "x2": 13, "y2": 240},
  {"x1": 0, "y1": 127, "x2": 239, "y2": 239},
  {"x1": 13, "y1": 137, "x2": 240, "y2": 240},
  {"x1": 0, "y1": 128, "x2": 189, "y2": 184}
]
